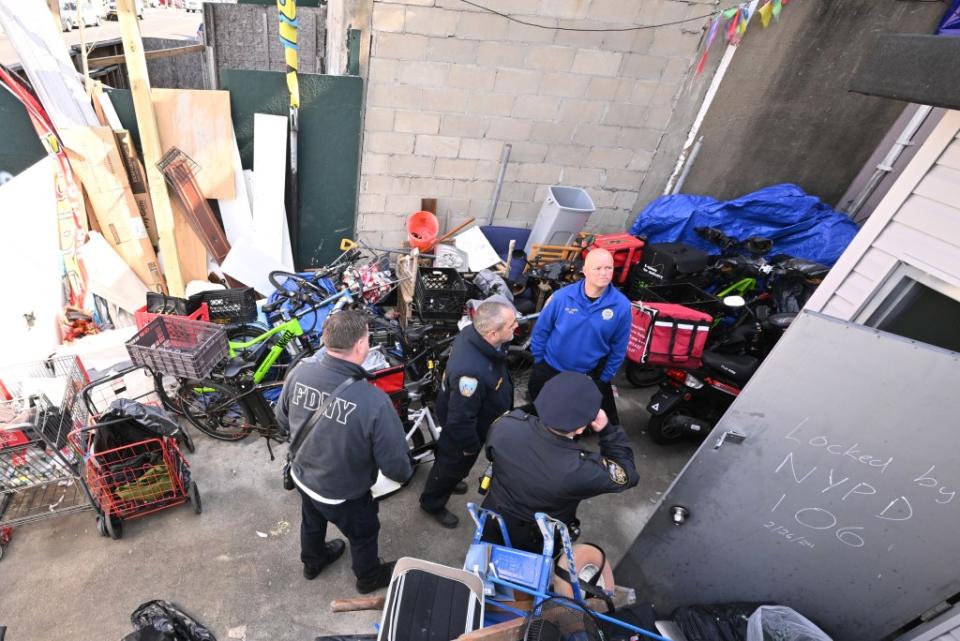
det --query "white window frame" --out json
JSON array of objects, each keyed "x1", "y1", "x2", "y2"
[{"x1": 855, "y1": 261, "x2": 960, "y2": 327}]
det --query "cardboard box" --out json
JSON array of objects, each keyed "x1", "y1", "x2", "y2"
[
  {"x1": 114, "y1": 130, "x2": 159, "y2": 247},
  {"x1": 60, "y1": 126, "x2": 167, "y2": 293}
]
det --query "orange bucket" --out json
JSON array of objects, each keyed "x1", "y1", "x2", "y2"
[{"x1": 406, "y1": 210, "x2": 439, "y2": 251}]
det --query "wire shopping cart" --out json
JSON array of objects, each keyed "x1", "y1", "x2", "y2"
[
  {"x1": 69, "y1": 366, "x2": 201, "y2": 540},
  {"x1": 0, "y1": 356, "x2": 93, "y2": 557}
]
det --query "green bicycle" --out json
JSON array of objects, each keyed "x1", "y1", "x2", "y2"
[{"x1": 167, "y1": 273, "x2": 356, "y2": 448}]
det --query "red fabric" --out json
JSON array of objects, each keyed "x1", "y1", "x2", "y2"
[
  {"x1": 582, "y1": 234, "x2": 645, "y2": 284},
  {"x1": 628, "y1": 303, "x2": 712, "y2": 367},
  {"x1": 369, "y1": 365, "x2": 405, "y2": 396}
]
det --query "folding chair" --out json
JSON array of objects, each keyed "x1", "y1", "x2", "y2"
[{"x1": 377, "y1": 557, "x2": 485, "y2": 641}]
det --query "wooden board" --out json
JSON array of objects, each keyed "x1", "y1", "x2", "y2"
[
  {"x1": 116, "y1": 0, "x2": 196, "y2": 297},
  {"x1": 252, "y1": 113, "x2": 293, "y2": 270},
  {"x1": 60, "y1": 125, "x2": 166, "y2": 293},
  {"x1": 153, "y1": 88, "x2": 236, "y2": 200},
  {"x1": 218, "y1": 136, "x2": 256, "y2": 246}
]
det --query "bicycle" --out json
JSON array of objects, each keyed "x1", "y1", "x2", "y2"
[{"x1": 166, "y1": 273, "x2": 361, "y2": 454}]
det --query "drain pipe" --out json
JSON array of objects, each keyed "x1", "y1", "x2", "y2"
[
  {"x1": 671, "y1": 136, "x2": 703, "y2": 194},
  {"x1": 664, "y1": 0, "x2": 761, "y2": 195},
  {"x1": 487, "y1": 143, "x2": 512, "y2": 225},
  {"x1": 846, "y1": 105, "x2": 934, "y2": 219}
]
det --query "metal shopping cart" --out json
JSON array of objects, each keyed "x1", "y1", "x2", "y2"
[
  {"x1": 0, "y1": 356, "x2": 93, "y2": 559},
  {"x1": 69, "y1": 366, "x2": 201, "y2": 540}
]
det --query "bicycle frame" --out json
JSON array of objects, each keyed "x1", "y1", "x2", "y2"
[{"x1": 227, "y1": 318, "x2": 306, "y2": 386}]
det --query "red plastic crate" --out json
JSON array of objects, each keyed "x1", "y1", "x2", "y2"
[
  {"x1": 581, "y1": 234, "x2": 645, "y2": 284},
  {"x1": 134, "y1": 302, "x2": 210, "y2": 331}
]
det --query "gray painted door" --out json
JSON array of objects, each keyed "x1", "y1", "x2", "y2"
[{"x1": 616, "y1": 311, "x2": 960, "y2": 641}]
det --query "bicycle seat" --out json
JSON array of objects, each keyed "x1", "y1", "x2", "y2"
[
  {"x1": 702, "y1": 351, "x2": 760, "y2": 385},
  {"x1": 404, "y1": 324, "x2": 434, "y2": 343},
  {"x1": 766, "y1": 312, "x2": 797, "y2": 329},
  {"x1": 223, "y1": 357, "x2": 259, "y2": 379}
]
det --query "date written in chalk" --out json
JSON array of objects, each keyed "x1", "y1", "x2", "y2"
[{"x1": 763, "y1": 521, "x2": 816, "y2": 548}]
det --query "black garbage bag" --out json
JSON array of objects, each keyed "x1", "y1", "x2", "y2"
[
  {"x1": 123, "y1": 600, "x2": 216, "y2": 641},
  {"x1": 673, "y1": 603, "x2": 771, "y2": 641},
  {"x1": 94, "y1": 399, "x2": 179, "y2": 452}
]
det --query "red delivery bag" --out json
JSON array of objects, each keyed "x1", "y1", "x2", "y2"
[{"x1": 627, "y1": 302, "x2": 712, "y2": 367}]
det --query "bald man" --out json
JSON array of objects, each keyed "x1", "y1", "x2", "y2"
[{"x1": 529, "y1": 249, "x2": 632, "y2": 424}]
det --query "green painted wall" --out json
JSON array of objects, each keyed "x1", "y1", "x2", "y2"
[
  {"x1": 107, "y1": 71, "x2": 362, "y2": 269},
  {"x1": 0, "y1": 88, "x2": 48, "y2": 179}
]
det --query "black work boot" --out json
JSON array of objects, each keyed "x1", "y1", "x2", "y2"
[
  {"x1": 452, "y1": 481, "x2": 468, "y2": 495},
  {"x1": 356, "y1": 559, "x2": 397, "y2": 594},
  {"x1": 420, "y1": 506, "x2": 459, "y2": 528},
  {"x1": 303, "y1": 539, "x2": 346, "y2": 580}
]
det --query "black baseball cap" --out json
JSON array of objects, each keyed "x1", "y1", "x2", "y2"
[{"x1": 534, "y1": 371, "x2": 602, "y2": 432}]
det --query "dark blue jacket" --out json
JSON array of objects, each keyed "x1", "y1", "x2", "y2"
[
  {"x1": 530, "y1": 281, "x2": 632, "y2": 382},
  {"x1": 436, "y1": 325, "x2": 513, "y2": 453}
]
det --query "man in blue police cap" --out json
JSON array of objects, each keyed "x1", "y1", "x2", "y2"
[{"x1": 480, "y1": 371, "x2": 639, "y2": 553}]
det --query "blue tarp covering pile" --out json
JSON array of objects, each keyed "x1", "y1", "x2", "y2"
[{"x1": 628, "y1": 184, "x2": 860, "y2": 266}]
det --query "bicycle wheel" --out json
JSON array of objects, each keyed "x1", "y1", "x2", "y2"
[
  {"x1": 153, "y1": 371, "x2": 186, "y2": 415},
  {"x1": 177, "y1": 379, "x2": 254, "y2": 441}
]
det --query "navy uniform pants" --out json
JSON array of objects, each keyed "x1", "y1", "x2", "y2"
[
  {"x1": 419, "y1": 436, "x2": 480, "y2": 514},
  {"x1": 299, "y1": 488, "x2": 380, "y2": 579}
]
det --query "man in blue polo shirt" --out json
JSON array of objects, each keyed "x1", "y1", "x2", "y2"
[{"x1": 529, "y1": 248, "x2": 632, "y2": 424}]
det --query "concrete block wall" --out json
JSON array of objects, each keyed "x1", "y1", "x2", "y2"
[{"x1": 356, "y1": 0, "x2": 711, "y2": 247}]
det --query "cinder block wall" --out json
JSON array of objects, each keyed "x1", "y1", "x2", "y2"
[{"x1": 356, "y1": 0, "x2": 709, "y2": 247}]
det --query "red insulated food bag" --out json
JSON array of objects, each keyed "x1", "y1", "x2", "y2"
[{"x1": 627, "y1": 302, "x2": 712, "y2": 368}]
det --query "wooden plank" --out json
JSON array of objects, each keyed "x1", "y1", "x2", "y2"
[
  {"x1": 87, "y1": 44, "x2": 206, "y2": 69},
  {"x1": 153, "y1": 88, "x2": 236, "y2": 200},
  {"x1": 218, "y1": 136, "x2": 256, "y2": 246},
  {"x1": 116, "y1": 0, "x2": 195, "y2": 297},
  {"x1": 60, "y1": 126, "x2": 166, "y2": 293},
  {"x1": 454, "y1": 617, "x2": 525, "y2": 641},
  {"x1": 252, "y1": 113, "x2": 293, "y2": 270}
]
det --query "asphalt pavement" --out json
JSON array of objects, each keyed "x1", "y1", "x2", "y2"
[{"x1": 0, "y1": 7, "x2": 203, "y2": 66}]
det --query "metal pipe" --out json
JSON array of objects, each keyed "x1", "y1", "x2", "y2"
[
  {"x1": 846, "y1": 105, "x2": 934, "y2": 220},
  {"x1": 487, "y1": 143, "x2": 512, "y2": 225},
  {"x1": 664, "y1": 0, "x2": 761, "y2": 195},
  {"x1": 671, "y1": 136, "x2": 703, "y2": 194}
]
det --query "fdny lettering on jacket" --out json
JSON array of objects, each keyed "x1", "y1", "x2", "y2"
[{"x1": 292, "y1": 382, "x2": 358, "y2": 425}]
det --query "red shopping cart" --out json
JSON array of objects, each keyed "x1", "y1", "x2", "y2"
[
  {"x1": 0, "y1": 356, "x2": 92, "y2": 558},
  {"x1": 69, "y1": 367, "x2": 200, "y2": 540}
]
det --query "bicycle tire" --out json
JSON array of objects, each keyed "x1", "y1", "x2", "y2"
[
  {"x1": 177, "y1": 378, "x2": 254, "y2": 441},
  {"x1": 153, "y1": 371, "x2": 186, "y2": 416}
]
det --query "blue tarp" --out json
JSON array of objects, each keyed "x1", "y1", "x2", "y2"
[
  {"x1": 939, "y1": 0, "x2": 960, "y2": 36},
  {"x1": 628, "y1": 184, "x2": 860, "y2": 266}
]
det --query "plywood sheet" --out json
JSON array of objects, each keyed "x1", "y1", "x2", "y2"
[{"x1": 153, "y1": 88, "x2": 236, "y2": 200}]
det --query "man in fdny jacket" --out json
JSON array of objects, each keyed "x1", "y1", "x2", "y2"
[
  {"x1": 529, "y1": 248, "x2": 632, "y2": 424},
  {"x1": 276, "y1": 310, "x2": 412, "y2": 594},
  {"x1": 419, "y1": 301, "x2": 517, "y2": 528}
]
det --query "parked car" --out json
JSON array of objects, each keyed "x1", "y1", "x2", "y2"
[
  {"x1": 184, "y1": 0, "x2": 202, "y2": 12},
  {"x1": 106, "y1": 0, "x2": 144, "y2": 19},
  {"x1": 60, "y1": 0, "x2": 102, "y2": 29}
]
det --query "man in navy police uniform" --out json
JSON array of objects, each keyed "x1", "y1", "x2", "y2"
[
  {"x1": 419, "y1": 300, "x2": 517, "y2": 528},
  {"x1": 480, "y1": 371, "x2": 639, "y2": 553},
  {"x1": 529, "y1": 248, "x2": 633, "y2": 425}
]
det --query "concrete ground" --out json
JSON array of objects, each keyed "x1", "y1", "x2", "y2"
[{"x1": 0, "y1": 335, "x2": 696, "y2": 641}]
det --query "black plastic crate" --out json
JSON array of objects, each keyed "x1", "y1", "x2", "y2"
[
  {"x1": 125, "y1": 316, "x2": 228, "y2": 379},
  {"x1": 629, "y1": 282, "x2": 721, "y2": 317},
  {"x1": 189, "y1": 288, "x2": 257, "y2": 324},
  {"x1": 414, "y1": 268, "x2": 468, "y2": 321},
  {"x1": 145, "y1": 292, "x2": 201, "y2": 316}
]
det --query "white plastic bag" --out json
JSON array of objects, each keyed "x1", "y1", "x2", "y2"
[{"x1": 746, "y1": 606, "x2": 832, "y2": 641}]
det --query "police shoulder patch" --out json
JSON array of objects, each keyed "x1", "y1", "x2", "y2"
[
  {"x1": 602, "y1": 457, "x2": 628, "y2": 485},
  {"x1": 459, "y1": 376, "x2": 479, "y2": 397}
]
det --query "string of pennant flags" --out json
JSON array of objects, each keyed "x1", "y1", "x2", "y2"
[{"x1": 696, "y1": 0, "x2": 792, "y2": 75}]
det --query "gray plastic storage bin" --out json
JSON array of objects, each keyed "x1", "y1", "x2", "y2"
[{"x1": 523, "y1": 186, "x2": 596, "y2": 254}]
